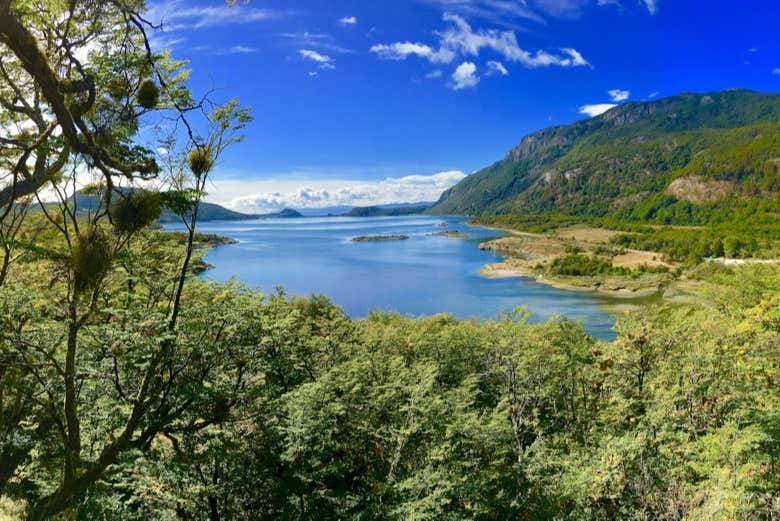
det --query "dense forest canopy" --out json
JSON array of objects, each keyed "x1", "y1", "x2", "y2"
[{"x1": 1, "y1": 1, "x2": 780, "y2": 520}]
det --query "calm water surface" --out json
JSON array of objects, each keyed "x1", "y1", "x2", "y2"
[{"x1": 167, "y1": 216, "x2": 617, "y2": 340}]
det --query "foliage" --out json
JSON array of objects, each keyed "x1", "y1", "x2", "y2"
[
  {"x1": 430, "y1": 91, "x2": 780, "y2": 226},
  {"x1": 546, "y1": 253, "x2": 666, "y2": 278},
  {"x1": 110, "y1": 190, "x2": 162, "y2": 233},
  {"x1": 71, "y1": 226, "x2": 113, "y2": 292},
  {"x1": 5, "y1": 213, "x2": 780, "y2": 520}
]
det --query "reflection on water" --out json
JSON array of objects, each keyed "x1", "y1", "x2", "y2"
[{"x1": 166, "y1": 215, "x2": 618, "y2": 340}]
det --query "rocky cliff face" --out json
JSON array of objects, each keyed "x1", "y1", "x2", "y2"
[{"x1": 429, "y1": 89, "x2": 780, "y2": 218}]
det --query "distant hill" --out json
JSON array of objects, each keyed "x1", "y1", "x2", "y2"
[
  {"x1": 296, "y1": 202, "x2": 434, "y2": 217},
  {"x1": 159, "y1": 204, "x2": 302, "y2": 222},
  {"x1": 343, "y1": 203, "x2": 430, "y2": 217},
  {"x1": 429, "y1": 89, "x2": 780, "y2": 224},
  {"x1": 158, "y1": 202, "x2": 255, "y2": 222},
  {"x1": 42, "y1": 191, "x2": 301, "y2": 223},
  {"x1": 267, "y1": 208, "x2": 303, "y2": 218}
]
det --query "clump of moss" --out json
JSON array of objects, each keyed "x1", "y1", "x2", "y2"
[
  {"x1": 72, "y1": 227, "x2": 113, "y2": 292},
  {"x1": 110, "y1": 190, "x2": 162, "y2": 233},
  {"x1": 188, "y1": 147, "x2": 213, "y2": 177},
  {"x1": 136, "y1": 79, "x2": 160, "y2": 109}
]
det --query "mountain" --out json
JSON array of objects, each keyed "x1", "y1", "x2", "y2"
[
  {"x1": 48, "y1": 191, "x2": 301, "y2": 222},
  {"x1": 158, "y1": 202, "x2": 255, "y2": 222},
  {"x1": 297, "y1": 202, "x2": 434, "y2": 217},
  {"x1": 429, "y1": 89, "x2": 780, "y2": 224},
  {"x1": 159, "y1": 205, "x2": 302, "y2": 222},
  {"x1": 343, "y1": 203, "x2": 431, "y2": 217},
  {"x1": 268, "y1": 208, "x2": 304, "y2": 218}
]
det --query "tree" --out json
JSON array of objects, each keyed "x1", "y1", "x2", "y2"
[{"x1": 0, "y1": 1, "x2": 251, "y2": 518}]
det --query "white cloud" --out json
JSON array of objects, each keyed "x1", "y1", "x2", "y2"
[
  {"x1": 370, "y1": 42, "x2": 455, "y2": 64},
  {"x1": 648, "y1": 91, "x2": 659, "y2": 98},
  {"x1": 451, "y1": 62, "x2": 479, "y2": 90},
  {"x1": 147, "y1": 32, "x2": 187, "y2": 52},
  {"x1": 642, "y1": 0, "x2": 658, "y2": 14},
  {"x1": 300, "y1": 49, "x2": 335, "y2": 69},
  {"x1": 193, "y1": 45, "x2": 256, "y2": 55},
  {"x1": 282, "y1": 31, "x2": 354, "y2": 55},
  {"x1": 579, "y1": 103, "x2": 617, "y2": 117},
  {"x1": 339, "y1": 16, "x2": 357, "y2": 25},
  {"x1": 773, "y1": 68, "x2": 780, "y2": 75},
  {"x1": 598, "y1": 0, "x2": 658, "y2": 12},
  {"x1": 534, "y1": 0, "x2": 590, "y2": 17},
  {"x1": 425, "y1": 70, "x2": 444, "y2": 79},
  {"x1": 487, "y1": 60, "x2": 509, "y2": 76},
  {"x1": 608, "y1": 88, "x2": 630, "y2": 102},
  {"x1": 213, "y1": 171, "x2": 468, "y2": 213},
  {"x1": 148, "y1": 0, "x2": 278, "y2": 31},
  {"x1": 438, "y1": 14, "x2": 590, "y2": 67},
  {"x1": 371, "y1": 13, "x2": 589, "y2": 72},
  {"x1": 308, "y1": 71, "x2": 318, "y2": 77},
  {"x1": 418, "y1": 0, "x2": 544, "y2": 25}
]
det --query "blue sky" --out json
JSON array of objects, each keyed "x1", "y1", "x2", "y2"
[{"x1": 146, "y1": 0, "x2": 780, "y2": 212}]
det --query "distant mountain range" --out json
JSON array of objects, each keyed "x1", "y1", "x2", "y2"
[
  {"x1": 158, "y1": 204, "x2": 302, "y2": 222},
  {"x1": 298, "y1": 202, "x2": 434, "y2": 217},
  {"x1": 429, "y1": 89, "x2": 780, "y2": 225},
  {"x1": 45, "y1": 192, "x2": 304, "y2": 222},
  {"x1": 342, "y1": 203, "x2": 431, "y2": 217},
  {"x1": 179, "y1": 201, "x2": 433, "y2": 221},
  {"x1": 49, "y1": 191, "x2": 432, "y2": 222}
]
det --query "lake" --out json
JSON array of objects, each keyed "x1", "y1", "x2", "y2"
[{"x1": 167, "y1": 215, "x2": 618, "y2": 339}]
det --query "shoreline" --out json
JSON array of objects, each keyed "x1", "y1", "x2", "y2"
[
  {"x1": 469, "y1": 221, "x2": 667, "y2": 301},
  {"x1": 479, "y1": 262, "x2": 663, "y2": 299}
]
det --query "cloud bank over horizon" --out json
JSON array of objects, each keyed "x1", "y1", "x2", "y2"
[{"x1": 210, "y1": 170, "x2": 467, "y2": 213}]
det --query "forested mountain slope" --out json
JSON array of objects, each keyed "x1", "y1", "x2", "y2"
[{"x1": 430, "y1": 90, "x2": 780, "y2": 224}]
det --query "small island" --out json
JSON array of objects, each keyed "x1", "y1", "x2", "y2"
[
  {"x1": 351, "y1": 234, "x2": 410, "y2": 242},
  {"x1": 429, "y1": 230, "x2": 470, "y2": 239}
]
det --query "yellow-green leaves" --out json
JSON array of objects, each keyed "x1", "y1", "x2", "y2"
[
  {"x1": 71, "y1": 227, "x2": 113, "y2": 292},
  {"x1": 187, "y1": 147, "x2": 214, "y2": 177},
  {"x1": 109, "y1": 190, "x2": 162, "y2": 234}
]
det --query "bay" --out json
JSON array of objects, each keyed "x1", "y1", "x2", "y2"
[{"x1": 167, "y1": 215, "x2": 618, "y2": 340}]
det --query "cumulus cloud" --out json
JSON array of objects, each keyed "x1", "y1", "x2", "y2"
[
  {"x1": 773, "y1": 68, "x2": 780, "y2": 75},
  {"x1": 579, "y1": 103, "x2": 617, "y2": 117},
  {"x1": 300, "y1": 49, "x2": 335, "y2": 69},
  {"x1": 370, "y1": 42, "x2": 455, "y2": 64},
  {"x1": 425, "y1": 70, "x2": 444, "y2": 79},
  {"x1": 371, "y1": 13, "x2": 589, "y2": 70},
  {"x1": 608, "y1": 88, "x2": 630, "y2": 102},
  {"x1": 339, "y1": 16, "x2": 357, "y2": 25},
  {"x1": 486, "y1": 60, "x2": 509, "y2": 76},
  {"x1": 216, "y1": 171, "x2": 467, "y2": 213},
  {"x1": 439, "y1": 14, "x2": 589, "y2": 67},
  {"x1": 451, "y1": 62, "x2": 479, "y2": 90}
]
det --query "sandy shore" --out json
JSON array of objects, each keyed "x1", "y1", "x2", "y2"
[{"x1": 480, "y1": 262, "x2": 663, "y2": 299}]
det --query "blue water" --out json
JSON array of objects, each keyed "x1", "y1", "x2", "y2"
[{"x1": 167, "y1": 215, "x2": 617, "y2": 340}]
